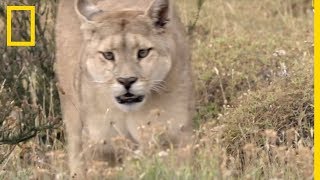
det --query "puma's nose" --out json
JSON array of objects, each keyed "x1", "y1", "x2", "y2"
[{"x1": 117, "y1": 77, "x2": 138, "y2": 90}]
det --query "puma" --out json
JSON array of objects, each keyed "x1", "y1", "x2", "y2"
[{"x1": 55, "y1": 0, "x2": 194, "y2": 177}]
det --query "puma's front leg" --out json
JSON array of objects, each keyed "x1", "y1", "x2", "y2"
[{"x1": 60, "y1": 97, "x2": 85, "y2": 179}]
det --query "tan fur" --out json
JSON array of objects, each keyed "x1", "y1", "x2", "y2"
[{"x1": 55, "y1": 0, "x2": 194, "y2": 178}]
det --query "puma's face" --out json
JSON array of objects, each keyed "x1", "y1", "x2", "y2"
[{"x1": 77, "y1": 0, "x2": 173, "y2": 112}]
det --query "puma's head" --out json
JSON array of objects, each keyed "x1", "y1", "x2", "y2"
[{"x1": 75, "y1": 0, "x2": 174, "y2": 112}]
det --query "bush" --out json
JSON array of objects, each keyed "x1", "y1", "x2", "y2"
[{"x1": 0, "y1": 0, "x2": 61, "y2": 147}]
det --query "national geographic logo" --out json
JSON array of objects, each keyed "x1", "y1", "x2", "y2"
[{"x1": 6, "y1": 6, "x2": 35, "y2": 47}]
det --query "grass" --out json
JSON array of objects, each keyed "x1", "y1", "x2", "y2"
[{"x1": 0, "y1": 0, "x2": 314, "y2": 179}]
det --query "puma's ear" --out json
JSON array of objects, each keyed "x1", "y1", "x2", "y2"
[
  {"x1": 75, "y1": 0, "x2": 102, "y2": 22},
  {"x1": 147, "y1": 0, "x2": 170, "y2": 28}
]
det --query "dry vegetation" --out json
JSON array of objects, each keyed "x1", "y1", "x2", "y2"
[{"x1": 0, "y1": 0, "x2": 314, "y2": 179}]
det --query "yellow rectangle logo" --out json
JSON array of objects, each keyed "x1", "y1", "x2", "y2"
[{"x1": 6, "y1": 6, "x2": 36, "y2": 47}]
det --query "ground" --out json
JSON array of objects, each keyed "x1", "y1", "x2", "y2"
[{"x1": 0, "y1": 0, "x2": 314, "y2": 179}]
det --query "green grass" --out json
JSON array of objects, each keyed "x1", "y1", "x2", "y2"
[{"x1": 0, "y1": 0, "x2": 314, "y2": 179}]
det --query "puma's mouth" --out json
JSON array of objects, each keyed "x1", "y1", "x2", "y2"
[{"x1": 115, "y1": 93, "x2": 145, "y2": 104}]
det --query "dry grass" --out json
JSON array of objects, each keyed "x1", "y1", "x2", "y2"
[{"x1": 0, "y1": 0, "x2": 314, "y2": 179}]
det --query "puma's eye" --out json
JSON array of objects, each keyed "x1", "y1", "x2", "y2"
[
  {"x1": 137, "y1": 48, "x2": 152, "y2": 59},
  {"x1": 100, "y1": 51, "x2": 115, "y2": 61}
]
